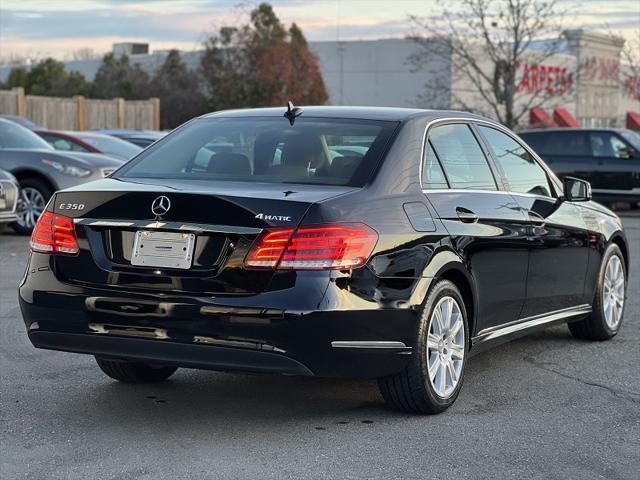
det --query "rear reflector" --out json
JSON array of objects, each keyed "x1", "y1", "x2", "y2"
[
  {"x1": 244, "y1": 223, "x2": 378, "y2": 270},
  {"x1": 30, "y1": 212, "x2": 79, "y2": 255}
]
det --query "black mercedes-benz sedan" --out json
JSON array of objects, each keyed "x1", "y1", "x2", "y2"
[{"x1": 19, "y1": 106, "x2": 629, "y2": 414}]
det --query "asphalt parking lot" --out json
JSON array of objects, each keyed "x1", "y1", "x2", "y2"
[{"x1": 1, "y1": 215, "x2": 639, "y2": 480}]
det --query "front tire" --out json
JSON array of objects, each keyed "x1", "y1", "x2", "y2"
[
  {"x1": 95, "y1": 357, "x2": 178, "y2": 383},
  {"x1": 569, "y1": 244, "x2": 626, "y2": 341},
  {"x1": 378, "y1": 279, "x2": 468, "y2": 414}
]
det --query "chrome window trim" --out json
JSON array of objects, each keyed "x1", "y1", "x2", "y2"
[
  {"x1": 420, "y1": 188, "x2": 514, "y2": 195},
  {"x1": 419, "y1": 118, "x2": 502, "y2": 192},
  {"x1": 419, "y1": 117, "x2": 565, "y2": 199}
]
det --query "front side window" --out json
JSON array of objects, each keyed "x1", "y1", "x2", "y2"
[
  {"x1": 116, "y1": 117, "x2": 397, "y2": 187},
  {"x1": 589, "y1": 132, "x2": 633, "y2": 158},
  {"x1": 479, "y1": 126, "x2": 554, "y2": 197},
  {"x1": 428, "y1": 124, "x2": 497, "y2": 190}
]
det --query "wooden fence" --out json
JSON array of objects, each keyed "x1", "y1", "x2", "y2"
[{"x1": 0, "y1": 87, "x2": 160, "y2": 131}]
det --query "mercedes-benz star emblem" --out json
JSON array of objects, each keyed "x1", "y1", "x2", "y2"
[{"x1": 151, "y1": 195, "x2": 171, "y2": 217}]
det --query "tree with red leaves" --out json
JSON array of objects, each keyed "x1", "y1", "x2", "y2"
[{"x1": 201, "y1": 3, "x2": 328, "y2": 110}]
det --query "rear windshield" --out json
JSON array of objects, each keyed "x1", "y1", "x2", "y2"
[{"x1": 115, "y1": 117, "x2": 397, "y2": 186}]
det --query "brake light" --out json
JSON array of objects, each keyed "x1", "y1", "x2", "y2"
[
  {"x1": 244, "y1": 223, "x2": 377, "y2": 270},
  {"x1": 30, "y1": 212, "x2": 79, "y2": 255},
  {"x1": 243, "y1": 228, "x2": 295, "y2": 268}
]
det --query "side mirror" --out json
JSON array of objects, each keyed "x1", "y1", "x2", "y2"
[{"x1": 563, "y1": 176, "x2": 591, "y2": 202}]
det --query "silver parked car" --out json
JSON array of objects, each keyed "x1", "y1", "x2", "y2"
[
  {"x1": 0, "y1": 118, "x2": 124, "y2": 234},
  {"x1": 0, "y1": 168, "x2": 20, "y2": 226}
]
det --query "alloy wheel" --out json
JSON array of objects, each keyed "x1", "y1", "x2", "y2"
[
  {"x1": 426, "y1": 296, "x2": 465, "y2": 398},
  {"x1": 17, "y1": 187, "x2": 46, "y2": 230},
  {"x1": 603, "y1": 255, "x2": 625, "y2": 329}
]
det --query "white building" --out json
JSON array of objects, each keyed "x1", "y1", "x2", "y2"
[{"x1": 1, "y1": 30, "x2": 638, "y2": 129}]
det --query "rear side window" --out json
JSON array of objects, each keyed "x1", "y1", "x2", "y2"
[
  {"x1": 521, "y1": 131, "x2": 589, "y2": 156},
  {"x1": 428, "y1": 124, "x2": 497, "y2": 190},
  {"x1": 479, "y1": 126, "x2": 554, "y2": 197},
  {"x1": 423, "y1": 141, "x2": 448, "y2": 189},
  {"x1": 116, "y1": 117, "x2": 397, "y2": 187}
]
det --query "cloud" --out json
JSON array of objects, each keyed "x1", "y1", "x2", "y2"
[{"x1": 0, "y1": 0, "x2": 637, "y2": 60}]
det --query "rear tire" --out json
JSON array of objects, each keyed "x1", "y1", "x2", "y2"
[
  {"x1": 378, "y1": 279, "x2": 469, "y2": 414},
  {"x1": 569, "y1": 244, "x2": 626, "y2": 341},
  {"x1": 95, "y1": 357, "x2": 178, "y2": 383}
]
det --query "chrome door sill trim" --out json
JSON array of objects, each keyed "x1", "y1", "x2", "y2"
[
  {"x1": 473, "y1": 304, "x2": 591, "y2": 344},
  {"x1": 331, "y1": 341, "x2": 411, "y2": 353},
  {"x1": 74, "y1": 218, "x2": 262, "y2": 235}
]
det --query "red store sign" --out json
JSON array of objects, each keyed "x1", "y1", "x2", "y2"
[{"x1": 515, "y1": 61, "x2": 573, "y2": 96}]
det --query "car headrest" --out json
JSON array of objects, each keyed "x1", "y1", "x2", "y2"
[
  {"x1": 207, "y1": 153, "x2": 251, "y2": 176},
  {"x1": 329, "y1": 155, "x2": 361, "y2": 178},
  {"x1": 280, "y1": 134, "x2": 326, "y2": 169}
]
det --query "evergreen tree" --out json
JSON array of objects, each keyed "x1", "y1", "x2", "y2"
[
  {"x1": 150, "y1": 50, "x2": 207, "y2": 129},
  {"x1": 92, "y1": 53, "x2": 150, "y2": 99}
]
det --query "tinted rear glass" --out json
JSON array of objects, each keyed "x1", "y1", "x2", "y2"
[
  {"x1": 116, "y1": 117, "x2": 397, "y2": 186},
  {"x1": 520, "y1": 131, "x2": 589, "y2": 156}
]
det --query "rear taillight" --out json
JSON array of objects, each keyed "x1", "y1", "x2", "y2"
[
  {"x1": 244, "y1": 223, "x2": 377, "y2": 270},
  {"x1": 30, "y1": 212, "x2": 79, "y2": 255}
]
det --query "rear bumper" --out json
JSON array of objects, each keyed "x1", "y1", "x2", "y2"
[
  {"x1": 0, "y1": 213, "x2": 18, "y2": 223},
  {"x1": 19, "y1": 255, "x2": 420, "y2": 379},
  {"x1": 28, "y1": 331, "x2": 314, "y2": 376}
]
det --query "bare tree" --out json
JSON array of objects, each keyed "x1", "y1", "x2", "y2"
[
  {"x1": 409, "y1": 0, "x2": 571, "y2": 128},
  {"x1": 67, "y1": 48, "x2": 100, "y2": 61},
  {"x1": 620, "y1": 29, "x2": 640, "y2": 101}
]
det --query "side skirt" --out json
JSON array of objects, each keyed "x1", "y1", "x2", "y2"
[{"x1": 469, "y1": 304, "x2": 592, "y2": 356}]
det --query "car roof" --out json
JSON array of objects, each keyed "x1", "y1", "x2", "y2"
[
  {"x1": 0, "y1": 115, "x2": 42, "y2": 129},
  {"x1": 66, "y1": 131, "x2": 118, "y2": 139},
  {"x1": 202, "y1": 106, "x2": 488, "y2": 123}
]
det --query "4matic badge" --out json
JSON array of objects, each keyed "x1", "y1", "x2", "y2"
[{"x1": 255, "y1": 212, "x2": 292, "y2": 222}]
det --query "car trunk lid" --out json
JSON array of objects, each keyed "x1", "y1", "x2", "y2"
[{"x1": 51, "y1": 178, "x2": 356, "y2": 295}]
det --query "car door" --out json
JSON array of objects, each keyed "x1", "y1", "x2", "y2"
[
  {"x1": 422, "y1": 122, "x2": 530, "y2": 332},
  {"x1": 587, "y1": 130, "x2": 640, "y2": 197},
  {"x1": 476, "y1": 125, "x2": 590, "y2": 318}
]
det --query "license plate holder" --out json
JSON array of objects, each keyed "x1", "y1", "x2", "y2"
[{"x1": 131, "y1": 230, "x2": 195, "y2": 270}]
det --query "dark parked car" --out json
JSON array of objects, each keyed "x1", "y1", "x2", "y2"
[
  {"x1": 37, "y1": 130, "x2": 143, "y2": 160},
  {"x1": 0, "y1": 168, "x2": 20, "y2": 226},
  {"x1": 519, "y1": 128, "x2": 640, "y2": 206},
  {"x1": 95, "y1": 129, "x2": 167, "y2": 148},
  {"x1": 0, "y1": 119, "x2": 123, "y2": 233},
  {"x1": 20, "y1": 107, "x2": 628, "y2": 414}
]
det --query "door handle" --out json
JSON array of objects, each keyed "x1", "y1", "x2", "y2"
[{"x1": 456, "y1": 207, "x2": 479, "y2": 223}]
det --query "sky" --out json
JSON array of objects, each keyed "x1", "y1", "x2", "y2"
[{"x1": 0, "y1": 0, "x2": 638, "y2": 61}]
